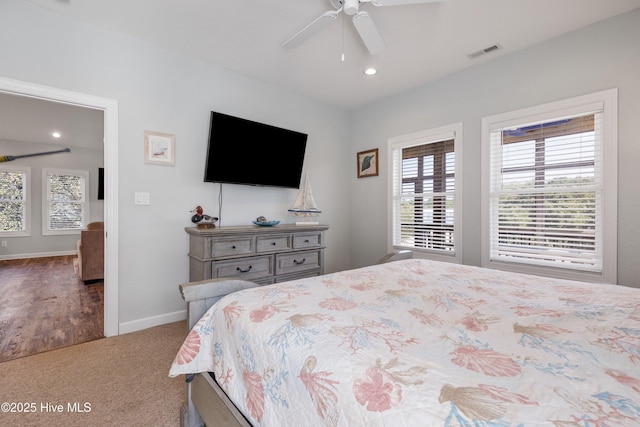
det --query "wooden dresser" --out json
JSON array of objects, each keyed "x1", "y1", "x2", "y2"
[{"x1": 186, "y1": 224, "x2": 329, "y2": 285}]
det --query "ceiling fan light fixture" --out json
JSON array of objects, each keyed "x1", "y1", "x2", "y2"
[
  {"x1": 363, "y1": 67, "x2": 377, "y2": 76},
  {"x1": 51, "y1": 131, "x2": 62, "y2": 138},
  {"x1": 343, "y1": 0, "x2": 359, "y2": 15}
]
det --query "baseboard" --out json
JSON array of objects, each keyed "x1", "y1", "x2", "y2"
[
  {"x1": 119, "y1": 309, "x2": 187, "y2": 335},
  {"x1": 0, "y1": 250, "x2": 77, "y2": 261}
]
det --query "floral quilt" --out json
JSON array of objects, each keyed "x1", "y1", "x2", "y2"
[{"x1": 169, "y1": 259, "x2": 640, "y2": 426}]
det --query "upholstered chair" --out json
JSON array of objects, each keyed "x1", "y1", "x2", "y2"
[{"x1": 76, "y1": 221, "x2": 104, "y2": 283}]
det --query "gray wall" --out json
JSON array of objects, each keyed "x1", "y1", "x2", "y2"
[
  {"x1": 0, "y1": 0, "x2": 352, "y2": 328},
  {"x1": 0, "y1": 139, "x2": 104, "y2": 258},
  {"x1": 349, "y1": 8, "x2": 640, "y2": 288}
]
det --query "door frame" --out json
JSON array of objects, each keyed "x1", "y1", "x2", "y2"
[{"x1": 0, "y1": 76, "x2": 119, "y2": 336}]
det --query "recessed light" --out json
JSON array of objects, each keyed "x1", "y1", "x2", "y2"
[
  {"x1": 363, "y1": 67, "x2": 377, "y2": 76},
  {"x1": 51, "y1": 131, "x2": 62, "y2": 138}
]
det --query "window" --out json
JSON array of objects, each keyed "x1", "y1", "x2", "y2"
[
  {"x1": 42, "y1": 168, "x2": 89, "y2": 235},
  {"x1": 389, "y1": 123, "x2": 462, "y2": 262},
  {"x1": 481, "y1": 89, "x2": 617, "y2": 283},
  {"x1": 0, "y1": 165, "x2": 30, "y2": 236}
]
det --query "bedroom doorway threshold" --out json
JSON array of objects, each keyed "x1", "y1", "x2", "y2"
[{"x1": 0, "y1": 76, "x2": 119, "y2": 337}]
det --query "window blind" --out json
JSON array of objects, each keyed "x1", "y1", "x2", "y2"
[
  {"x1": 488, "y1": 112, "x2": 603, "y2": 272},
  {"x1": 46, "y1": 172, "x2": 86, "y2": 231},
  {"x1": 392, "y1": 137, "x2": 455, "y2": 254}
]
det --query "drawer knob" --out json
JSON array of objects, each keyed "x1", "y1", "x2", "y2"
[
  {"x1": 272, "y1": 242, "x2": 277, "y2": 246},
  {"x1": 294, "y1": 258, "x2": 306, "y2": 265},
  {"x1": 231, "y1": 245, "x2": 236, "y2": 249},
  {"x1": 236, "y1": 265, "x2": 253, "y2": 273},
  {"x1": 304, "y1": 239, "x2": 310, "y2": 243}
]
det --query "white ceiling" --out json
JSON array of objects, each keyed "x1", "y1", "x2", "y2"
[
  {"x1": 2, "y1": 0, "x2": 639, "y2": 151},
  {"x1": 21, "y1": 0, "x2": 640, "y2": 109},
  {"x1": 0, "y1": 92, "x2": 104, "y2": 151}
]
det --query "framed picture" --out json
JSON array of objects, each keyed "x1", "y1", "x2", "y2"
[
  {"x1": 144, "y1": 130, "x2": 175, "y2": 165},
  {"x1": 357, "y1": 148, "x2": 379, "y2": 178}
]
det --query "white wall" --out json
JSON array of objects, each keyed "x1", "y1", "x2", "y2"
[
  {"x1": 349, "y1": 8, "x2": 640, "y2": 287},
  {"x1": 0, "y1": 0, "x2": 352, "y2": 328}
]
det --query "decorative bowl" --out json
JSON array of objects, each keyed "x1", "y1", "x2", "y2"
[{"x1": 252, "y1": 220, "x2": 280, "y2": 227}]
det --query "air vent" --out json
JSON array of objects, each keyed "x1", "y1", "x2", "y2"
[{"x1": 467, "y1": 44, "x2": 501, "y2": 59}]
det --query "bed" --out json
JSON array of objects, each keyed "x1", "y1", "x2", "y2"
[{"x1": 170, "y1": 257, "x2": 640, "y2": 426}]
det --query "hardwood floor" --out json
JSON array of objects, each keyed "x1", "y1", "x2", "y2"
[{"x1": 0, "y1": 255, "x2": 104, "y2": 362}]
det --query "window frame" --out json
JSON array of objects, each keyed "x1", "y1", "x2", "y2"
[
  {"x1": 42, "y1": 168, "x2": 90, "y2": 236},
  {"x1": 481, "y1": 89, "x2": 618, "y2": 283},
  {"x1": 0, "y1": 164, "x2": 31, "y2": 237},
  {"x1": 388, "y1": 122, "x2": 463, "y2": 263}
]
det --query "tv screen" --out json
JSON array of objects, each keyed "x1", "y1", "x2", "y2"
[{"x1": 204, "y1": 111, "x2": 308, "y2": 189}]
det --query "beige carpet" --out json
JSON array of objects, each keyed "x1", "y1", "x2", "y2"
[{"x1": 0, "y1": 321, "x2": 187, "y2": 426}]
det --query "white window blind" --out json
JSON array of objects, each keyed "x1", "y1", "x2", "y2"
[
  {"x1": 482, "y1": 89, "x2": 617, "y2": 283},
  {"x1": 43, "y1": 168, "x2": 89, "y2": 235},
  {"x1": 390, "y1": 125, "x2": 460, "y2": 260},
  {"x1": 0, "y1": 165, "x2": 30, "y2": 236},
  {"x1": 489, "y1": 112, "x2": 603, "y2": 272}
]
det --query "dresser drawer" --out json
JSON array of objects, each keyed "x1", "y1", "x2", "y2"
[
  {"x1": 211, "y1": 256, "x2": 272, "y2": 280},
  {"x1": 276, "y1": 250, "x2": 320, "y2": 275},
  {"x1": 256, "y1": 235, "x2": 291, "y2": 253},
  {"x1": 211, "y1": 237, "x2": 254, "y2": 257},
  {"x1": 293, "y1": 232, "x2": 322, "y2": 249}
]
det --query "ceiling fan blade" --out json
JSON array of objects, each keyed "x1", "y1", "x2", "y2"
[
  {"x1": 365, "y1": 0, "x2": 446, "y2": 6},
  {"x1": 283, "y1": 10, "x2": 339, "y2": 48},
  {"x1": 352, "y1": 11, "x2": 386, "y2": 55}
]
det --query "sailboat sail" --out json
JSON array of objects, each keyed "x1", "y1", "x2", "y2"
[{"x1": 288, "y1": 173, "x2": 321, "y2": 216}]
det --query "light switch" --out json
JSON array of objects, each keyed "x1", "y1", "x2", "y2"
[{"x1": 135, "y1": 192, "x2": 150, "y2": 205}]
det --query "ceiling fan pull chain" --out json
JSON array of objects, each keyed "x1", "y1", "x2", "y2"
[{"x1": 341, "y1": 12, "x2": 346, "y2": 61}]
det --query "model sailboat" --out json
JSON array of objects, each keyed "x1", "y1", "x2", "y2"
[{"x1": 288, "y1": 172, "x2": 321, "y2": 225}]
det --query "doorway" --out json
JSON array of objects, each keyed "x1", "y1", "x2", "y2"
[{"x1": 0, "y1": 76, "x2": 119, "y2": 338}]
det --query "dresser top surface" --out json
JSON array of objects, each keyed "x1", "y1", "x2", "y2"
[{"x1": 185, "y1": 224, "x2": 329, "y2": 236}]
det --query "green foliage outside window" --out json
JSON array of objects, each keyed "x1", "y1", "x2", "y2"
[
  {"x1": 48, "y1": 174, "x2": 84, "y2": 230},
  {"x1": 0, "y1": 170, "x2": 26, "y2": 232},
  {"x1": 497, "y1": 176, "x2": 596, "y2": 251}
]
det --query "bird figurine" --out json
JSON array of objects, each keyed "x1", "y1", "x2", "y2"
[{"x1": 190, "y1": 205, "x2": 218, "y2": 229}]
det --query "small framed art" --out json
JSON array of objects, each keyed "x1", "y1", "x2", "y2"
[
  {"x1": 144, "y1": 130, "x2": 175, "y2": 165},
  {"x1": 357, "y1": 148, "x2": 379, "y2": 178}
]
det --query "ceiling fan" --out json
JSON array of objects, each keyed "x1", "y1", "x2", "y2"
[{"x1": 283, "y1": 0, "x2": 446, "y2": 56}]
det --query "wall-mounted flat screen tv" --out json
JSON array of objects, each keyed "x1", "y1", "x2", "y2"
[{"x1": 204, "y1": 111, "x2": 308, "y2": 189}]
